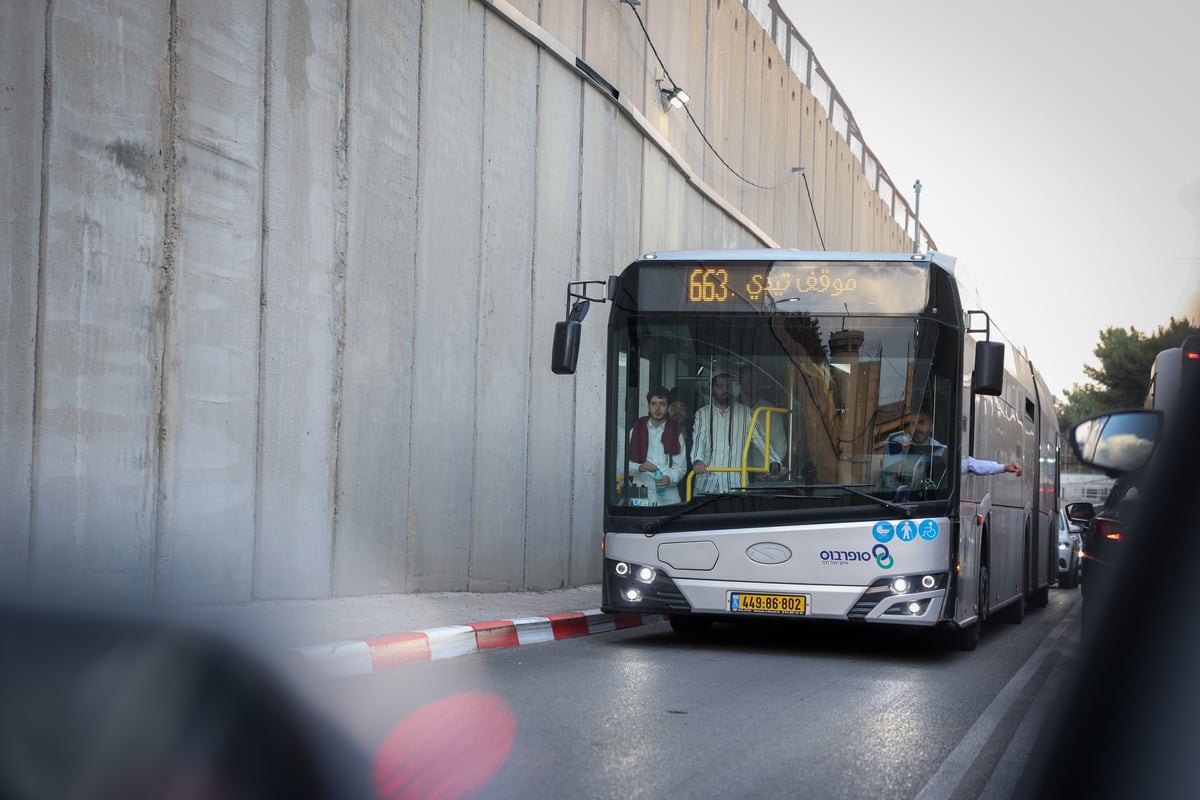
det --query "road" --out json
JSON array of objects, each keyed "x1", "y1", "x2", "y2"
[{"x1": 304, "y1": 589, "x2": 1082, "y2": 799}]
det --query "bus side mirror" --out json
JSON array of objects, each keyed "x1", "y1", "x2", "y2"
[
  {"x1": 973, "y1": 341, "x2": 1005, "y2": 396},
  {"x1": 551, "y1": 320, "x2": 582, "y2": 375}
]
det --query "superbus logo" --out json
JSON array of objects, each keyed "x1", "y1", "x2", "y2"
[{"x1": 819, "y1": 544, "x2": 894, "y2": 569}]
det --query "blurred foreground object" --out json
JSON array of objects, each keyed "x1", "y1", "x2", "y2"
[
  {"x1": 0, "y1": 603, "x2": 375, "y2": 800},
  {"x1": 1020, "y1": 336, "x2": 1200, "y2": 797}
]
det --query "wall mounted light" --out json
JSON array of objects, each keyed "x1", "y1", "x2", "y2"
[{"x1": 660, "y1": 84, "x2": 690, "y2": 110}]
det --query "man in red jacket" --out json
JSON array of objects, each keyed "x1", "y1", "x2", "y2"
[{"x1": 627, "y1": 386, "x2": 687, "y2": 506}]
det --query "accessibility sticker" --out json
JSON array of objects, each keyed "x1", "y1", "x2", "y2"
[{"x1": 872, "y1": 521, "x2": 895, "y2": 543}]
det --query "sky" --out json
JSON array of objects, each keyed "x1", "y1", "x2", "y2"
[{"x1": 776, "y1": 0, "x2": 1200, "y2": 399}]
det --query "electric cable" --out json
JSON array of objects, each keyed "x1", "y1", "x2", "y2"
[{"x1": 622, "y1": 1, "x2": 827, "y2": 249}]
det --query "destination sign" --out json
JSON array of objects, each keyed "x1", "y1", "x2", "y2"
[
  {"x1": 687, "y1": 265, "x2": 862, "y2": 304},
  {"x1": 625, "y1": 261, "x2": 930, "y2": 314}
]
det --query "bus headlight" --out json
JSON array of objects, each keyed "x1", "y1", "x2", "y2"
[
  {"x1": 624, "y1": 588, "x2": 643, "y2": 602},
  {"x1": 636, "y1": 566, "x2": 656, "y2": 584},
  {"x1": 889, "y1": 574, "x2": 943, "y2": 595},
  {"x1": 615, "y1": 561, "x2": 630, "y2": 576}
]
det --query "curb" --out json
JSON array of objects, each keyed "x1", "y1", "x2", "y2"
[{"x1": 289, "y1": 609, "x2": 667, "y2": 678}]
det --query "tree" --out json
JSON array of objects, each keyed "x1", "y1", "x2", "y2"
[{"x1": 1055, "y1": 317, "x2": 1200, "y2": 433}]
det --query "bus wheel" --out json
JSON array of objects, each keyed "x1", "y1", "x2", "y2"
[{"x1": 668, "y1": 614, "x2": 713, "y2": 636}]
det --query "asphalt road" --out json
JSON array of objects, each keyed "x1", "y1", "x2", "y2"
[{"x1": 304, "y1": 588, "x2": 1083, "y2": 799}]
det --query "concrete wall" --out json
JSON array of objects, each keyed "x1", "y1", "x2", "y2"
[{"x1": 2, "y1": 0, "x2": 918, "y2": 602}]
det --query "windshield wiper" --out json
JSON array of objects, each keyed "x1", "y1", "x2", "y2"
[
  {"x1": 640, "y1": 492, "x2": 739, "y2": 536},
  {"x1": 738, "y1": 482, "x2": 916, "y2": 516},
  {"x1": 825, "y1": 484, "x2": 916, "y2": 516},
  {"x1": 639, "y1": 484, "x2": 914, "y2": 536}
]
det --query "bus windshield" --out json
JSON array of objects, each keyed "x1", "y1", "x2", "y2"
[{"x1": 607, "y1": 311, "x2": 959, "y2": 520}]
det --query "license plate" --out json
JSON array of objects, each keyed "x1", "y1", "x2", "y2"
[{"x1": 730, "y1": 592, "x2": 808, "y2": 615}]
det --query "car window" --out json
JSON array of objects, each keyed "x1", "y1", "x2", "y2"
[{"x1": 1106, "y1": 478, "x2": 1139, "y2": 509}]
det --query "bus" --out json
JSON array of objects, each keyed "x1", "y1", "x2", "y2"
[{"x1": 552, "y1": 250, "x2": 1060, "y2": 650}]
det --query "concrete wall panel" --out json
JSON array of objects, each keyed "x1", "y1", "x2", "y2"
[
  {"x1": 525, "y1": 57, "x2": 582, "y2": 589},
  {"x1": 739, "y1": 17, "x2": 767, "y2": 225},
  {"x1": 644, "y1": 0, "x2": 699, "y2": 167},
  {"x1": 799, "y1": 88, "x2": 821, "y2": 249},
  {"x1": 31, "y1": 1, "x2": 170, "y2": 599},
  {"x1": 407, "y1": 0, "x2": 485, "y2": 591},
  {"x1": 703, "y1": 0, "x2": 742, "y2": 203},
  {"x1": 780, "y1": 71, "x2": 805, "y2": 248},
  {"x1": 832, "y1": 136, "x2": 855, "y2": 247},
  {"x1": 0, "y1": 1, "x2": 44, "y2": 590},
  {"x1": 584, "y1": 0, "x2": 646, "y2": 114},
  {"x1": 507, "y1": 0, "x2": 538, "y2": 24},
  {"x1": 810, "y1": 107, "x2": 830, "y2": 248},
  {"x1": 254, "y1": 0, "x2": 347, "y2": 598},
  {"x1": 469, "y1": 15, "x2": 539, "y2": 592},
  {"x1": 332, "y1": 0, "x2": 422, "y2": 596},
  {"x1": 538, "y1": 1, "x2": 583, "y2": 54},
  {"x1": 640, "y1": 145, "x2": 672, "y2": 250},
  {"x1": 156, "y1": 1, "x2": 267, "y2": 603},
  {"x1": 571, "y1": 91, "x2": 633, "y2": 585}
]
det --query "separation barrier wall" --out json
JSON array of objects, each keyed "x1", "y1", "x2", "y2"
[{"x1": 0, "y1": 0, "x2": 927, "y2": 601}]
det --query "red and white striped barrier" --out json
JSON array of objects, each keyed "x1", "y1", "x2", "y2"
[{"x1": 290, "y1": 609, "x2": 667, "y2": 678}]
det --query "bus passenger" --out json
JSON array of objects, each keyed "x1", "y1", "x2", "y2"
[
  {"x1": 692, "y1": 372, "x2": 784, "y2": 494},
  {"x1": 738, "y1": 362, "x2": 786, "y2": 477},
  {"x1": 627, "y1": 386, "x2": 687, "y2": 505},
  {"x1": 667, "y1": 390, "x2": 693, "y2": 465}
]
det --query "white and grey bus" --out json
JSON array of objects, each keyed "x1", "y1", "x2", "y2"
[{"x1": 553, "y1": 250, "x2": 1060, "y2": 649}]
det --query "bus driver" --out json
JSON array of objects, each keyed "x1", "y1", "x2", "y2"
[{"x1": 885, "y1": 408, "x2": 1021, "y2": 490}]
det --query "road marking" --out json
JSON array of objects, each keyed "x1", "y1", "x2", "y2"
[{"x1": 913, "y1": 613, "x2": 1076, "y2": 800}]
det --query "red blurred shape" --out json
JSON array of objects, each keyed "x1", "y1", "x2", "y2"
[{"x1": 373, "y1": 692, "x2": 516, "y2": 799}]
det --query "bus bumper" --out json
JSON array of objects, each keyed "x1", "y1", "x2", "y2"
[{"x1": 603, "y1": 558, "x2": 947, "y2": 626}]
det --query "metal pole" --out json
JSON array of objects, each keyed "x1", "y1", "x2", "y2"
[{"x1": 912, "y1": 179, "x2": 922, "y2": 254}]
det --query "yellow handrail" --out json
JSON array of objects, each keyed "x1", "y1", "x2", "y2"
[{"x1": 685, "y1": 406, "x2": 789, "y2": 501}]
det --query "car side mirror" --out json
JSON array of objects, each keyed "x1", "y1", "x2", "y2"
[
  {"x1": 1065, "y1": 501, "x2": 1095, "y2": 525},
  {"x1": 1069, "y1": 409, "x2": 1164, "y2": 477}
]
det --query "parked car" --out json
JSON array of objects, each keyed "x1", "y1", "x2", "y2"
[{"x1": 1057, "y1": 509, "x2": 1082, "y2": 588}]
